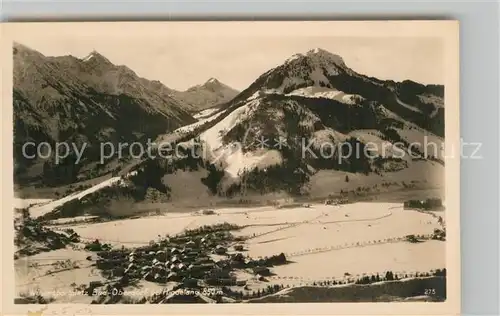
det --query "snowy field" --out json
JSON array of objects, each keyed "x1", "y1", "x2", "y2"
[
  {"x1": 267, "y1": 240, "x2": 444, "y2": 284},
  {"x1": 25, "y1": 171, "x2": 138, "y2": 219},
  {"x1": 15, "y1": 249, "x2": 104, "y2": 303},
  {"x1": 48, "y1": 202, "x2": 444, "y2": 279},
  {"x1": 241, "y1": 203, "x2": 441, "y2": 258},
  {"x1": 14, "y1": 198, "x2": 53, "y2": 210},
  {"x1": 51, "y1": 205, "x2": 312, "y2": 244}
]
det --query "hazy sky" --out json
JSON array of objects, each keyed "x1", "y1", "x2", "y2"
[{"x1": 13, "y1": 23, "x2": 444, "y2": 91}]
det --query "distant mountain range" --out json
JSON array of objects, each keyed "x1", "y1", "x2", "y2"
[
  {"x1": 170, "y1": 78, "x2": 239, "y2": 111},
  {"x1": 13, "y1": 43, "x2": 238, "y2": 186}
]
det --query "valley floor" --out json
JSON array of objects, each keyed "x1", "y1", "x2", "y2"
[{"x1": 14, "y1": 194, "x2": 446, "y2": 303}]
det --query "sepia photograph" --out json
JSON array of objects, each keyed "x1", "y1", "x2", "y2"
[{"x1": 2, "y1": 21, "x2": 459, "y2": 314}]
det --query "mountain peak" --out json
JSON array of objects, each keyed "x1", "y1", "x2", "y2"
[
  {"x1": 307, "y1": 47, "x2": 328, "y2": 54},
  {"x1": 283, "y1": 48, "x2": 347, "y2": 70},
  {"x1": 305, "y1": 47, "x2": 347, "y2": 68},
  {"x1": 204, "y1": 77, "x2": 220, "y2": 85},
  {"x1": 13, "y1": 41, "x2": 31, "y2": 51},
  {"x1": 81, "y1": 50, "x2": 112, "y2": 65}
]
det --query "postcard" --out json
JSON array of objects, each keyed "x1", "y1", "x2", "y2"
[{"x1": 1, "y1": 20, "x2": 460, "y2": 315}]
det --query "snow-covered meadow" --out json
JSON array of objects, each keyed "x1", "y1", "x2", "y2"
[{"x1": 45, "y1": 201, "x2": 444, "y2": 281}]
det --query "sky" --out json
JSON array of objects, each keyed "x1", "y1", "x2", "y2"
[{"x1": 12, "y1": 22, "x2": 444, "y2": 91}]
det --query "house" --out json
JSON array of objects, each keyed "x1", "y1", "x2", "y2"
[
  {"x1": 170, "y1": 248, "x2": 180, "y2": 255},
  {"x1": 268, "y1": 253, "x2": 287, "y2": 265},
  {"x1": 253, "y1": 266, "x2": 271, "y2": 276},
  {"x1": 202, "y1": 209, "x2": 215, "y2": 215},
  {"x1": 425, "y1": 198, "x2": 443, "y2": 209},
  {"x1": 163, "y1": 267, "x2": 171, "y2": 275},
  {"x1": 187, "y1": 264, "x2": 206, "y2": 278},
  {"x1": 235, "y1": 280, "x2": 247, "y2": 286},
  {"x1": 214, "y1": 245, "x2": 227, "y2": 255},
  {"x1": 230, "y1": 253, "x2": 246, "y2": 267},
  {"x1": 230, "y1": 260, "x2": 245, "y2": 268},
  {"x1": 175, "y1": 237, "x2": 189, "y2": 243},
  {"x1": 143, "y1": 271, "x2": 155, "y2": 282},
  {"x1": 199, "y1": 263, "x2": 215, "y2": 271},
  {"x1": 182, "y1": 277, "x2": 199, "y2": 288},
  {"x1": 167, "y1": 271, "x2": 181, "y2": 282},
  {"x1": 209, "y1": 268, "x2": 231, "y2": 279},
  {"x1": 170, "y1": 264, "x2": 179, "y2": 271},
  {"x1": 404, "y1": 198, "x2": 443, "y2": 210},
  {"x1": 195, "y1": 257, "x2": 213, "y2": 265},
  {"x1": 404, "y1": 200, "x2": 425, "y2": 209},
  {"x1": 153, "y1": 262, "x2": 164, "y2": 270},
  {"x1": 112, "y1": 266, "x2": 125, "y2": 277},
  {"x1": 219, "y1": 278, "x2": 236, "y2": 286},
  {"x1": 152, "y1": 264, "x2": 166, "y2": 274},
  {"x1": 154, "y1": 273, "x2": 166, "y2": 283},
  {"x1": 205, "y1": 276, "x2": 235, "y2": 286},
  {"x1": 338, "y1": 197, "x2": 349, "y2": 204},
  {"x1": 256, "y1": 274, "x2": 267, "y2": 282},
  {"x1": 183, "y1": 254, "x2": 197, "y2": 263},
  {"x1": 233, "y1": 245, "x2": 244, "y2": 251},
  {"x1": 155, "y1": 250, "x2": 167, "y2": 260},
  {"x1": 231, "y1": 253, "x2": 245, "y2": 262},
  {"x1": 204, "y1": 277, "x2": 219, "y2": 286}
]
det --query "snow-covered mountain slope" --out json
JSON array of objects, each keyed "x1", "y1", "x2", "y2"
[
  {"x1": 193, "y1": 108, "x2": 222, "y2": 120},
  {"x1": 151, "y1": 47, "x2": 445, "y2": 197},
  {"x1": 173, "y1": 109, "x2": 227, "y2": 134},
  {"x1": 286, "y1": 86, "x2": 364, "y2": 105},
  {"x1": 27, "y1": 170, "x2": 138, "y2": 218},
  {"x1": 257, "y1": 48, "x2": 354, "y2": 95},
  {"x1": 226, "y1": 47, "x2": 444, "y2": 138},
  {"x1": 28, "y1": 176, "x2": 124, "y2": 218}
]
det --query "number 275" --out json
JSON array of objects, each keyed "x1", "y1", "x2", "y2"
[{"x1": 425, "y1": 288, "x2": 436, "y2": 295}]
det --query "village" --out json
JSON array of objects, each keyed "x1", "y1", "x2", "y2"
[{"x1": 79, "y1": 221, "x2": 290, "y2": 303}]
